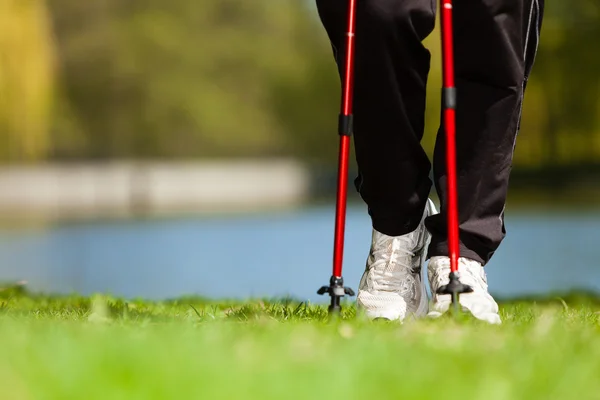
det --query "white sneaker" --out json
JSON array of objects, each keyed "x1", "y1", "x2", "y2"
[
  {"x1": 357, "y1": 199, "x2": 437, "y2": 321},
  {"x1": 427, "y1": 256, "x2": 501, "y2": 324}
]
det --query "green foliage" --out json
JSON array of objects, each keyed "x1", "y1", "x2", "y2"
[
  {"x1": 0, "y1": 0, "x2": 54, "y2": 162},
  {"x1": 0, "y1": 0, "x2": 599, "y2": 167},
  {"x1": 516, "y1": 2, "x2": 600, "y2": 167},
  {"x1": 45, "y1": 0, "x2": 335, "y2": 160}
]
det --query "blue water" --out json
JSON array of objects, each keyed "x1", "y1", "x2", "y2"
[{"x1": 0, "y1": 206, "x2": 599, "y2": 303}]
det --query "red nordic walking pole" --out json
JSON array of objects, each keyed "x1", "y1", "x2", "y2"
[
  {"x1": 317, "y1": 0, "x2": 357, "y2": 313},
  {"x1": 436, "y1": 0, "x2": 473, "y2": 310}
]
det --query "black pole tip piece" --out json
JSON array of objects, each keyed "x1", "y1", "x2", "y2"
[
  {"x1": 328, "y1": 304, "x2": 342, "y2": 314},
  {"x1": 436, "y1": 272, "x2": 473, "y2": 304},
  {"x1": 317, "y1": 276, "x2": 355, "y2": 314}
]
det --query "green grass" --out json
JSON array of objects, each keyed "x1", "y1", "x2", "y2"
[{"x1": 1, "y1": 286, "x2": 599, "y2": 400}]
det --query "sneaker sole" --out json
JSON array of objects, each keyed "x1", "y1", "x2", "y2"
[{"x1": 427, "y1": 291, "x2": 502, "y2": 325}]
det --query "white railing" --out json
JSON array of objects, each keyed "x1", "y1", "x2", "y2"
[{"x1": 0, "y1": 159, "x2": 311, "y2": 219}]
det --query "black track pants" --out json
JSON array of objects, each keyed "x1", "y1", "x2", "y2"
[{"x1": 316, "y1": 0, "x2": 544, "y2": 265}]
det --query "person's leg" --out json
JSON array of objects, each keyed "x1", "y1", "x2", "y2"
[
  {"x1": 427, "y1": 0, "x2": 544, "y2": 325},
  {"x1": 315, "y1": 0, "x2": 437, "y2": 321},
  {"x1": 315, "y1": 0, "x2": 436, "y2": 235},
  {"x1": 426, "y1": 0, "x2": 544, "y2": 265}
]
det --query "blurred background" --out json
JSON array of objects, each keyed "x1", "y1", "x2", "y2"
[{"x1": 0, "y1": 0, "x2": 598, "y2": 302}]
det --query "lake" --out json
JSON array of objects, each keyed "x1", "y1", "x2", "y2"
[{"x1": 0, "y1": 205, "x2": 599, "y2": 303}]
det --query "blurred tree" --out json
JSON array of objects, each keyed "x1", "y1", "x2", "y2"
[
  {"x1": 266, "y1": 2, "x2": 340, "y2": 164},
  {"x1": 0, "y1": 0, "x2": 597, "y2": 173},
  {"x1": 46, "y1": 0, "x2": 335, "y2": 160},
  {"x1": 517, "y1": 1, "x2": 600, "y2": 167},
  {"x1": 0, "y1": 0, "x2": 55, "y2": 162}
]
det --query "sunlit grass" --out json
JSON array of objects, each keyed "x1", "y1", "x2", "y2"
[{"x1": 0, "y1": 286, "x2": 599, "y2": 399}]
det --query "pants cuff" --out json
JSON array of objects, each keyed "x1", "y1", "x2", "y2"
[
  {"x1": 426, "y1": 238, "x2": 487, "y2": 266},
  {"x1": 372, "y1": 214, "x2": 422, "y2": 237}
]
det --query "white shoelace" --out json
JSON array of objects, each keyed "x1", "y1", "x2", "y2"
[{"x1": 368, "y1": 234, "x2": 418, "y2": 293}]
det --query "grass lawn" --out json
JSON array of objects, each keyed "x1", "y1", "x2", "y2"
[{"x1": 0, "y1": 286, "x2": 599, "y2": 400}]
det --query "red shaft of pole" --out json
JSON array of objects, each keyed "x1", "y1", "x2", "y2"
[
  {"x1": 441, "y1": 0, "x2": 460, "y2": 274},
  {"x1": 333, "y1": 136, "x2": 350, "y2": 277},
  {"x1": 333, "y1": 0, "x2": 357, "y2": 278},
  {"x1": 341, "y1": 0, "x2": 357, "y2": 117}
]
